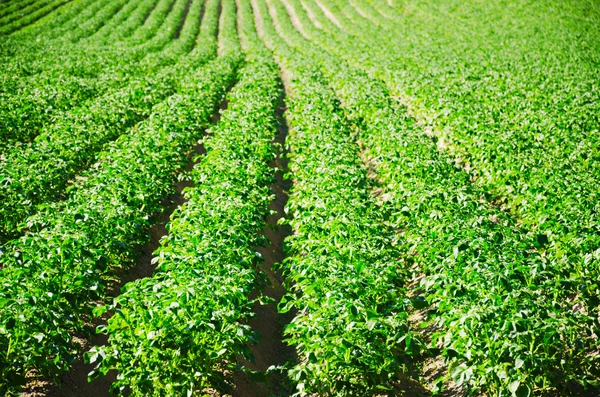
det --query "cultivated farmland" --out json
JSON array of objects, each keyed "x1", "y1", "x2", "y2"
[{"x1": 0, "y1": 0, "x2": 599, "y2": 396}]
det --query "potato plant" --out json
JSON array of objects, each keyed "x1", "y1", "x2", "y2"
[
  {"x1": 0, "y1": 0, "x2": 219, "y2": 241},
  {"x1": 0, "y1": 50, "x2": 238, "y2": 397},
  {"x1": 89, "y1": 52, "x2": 280, "y2": 397},
  {"x1": 271, "y1": 0, "x2": 600, "y2": 394},
  {"x1": 0, "y1": 0, "x2": 597, "y2": 395}
]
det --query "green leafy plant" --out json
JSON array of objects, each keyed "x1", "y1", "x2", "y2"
[{"x1": 0, "y1": 19, "x2": 236, "y2": 393}]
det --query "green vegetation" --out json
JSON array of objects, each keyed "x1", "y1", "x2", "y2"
[
  {"x1": 277, "y1": 0, "x2": 600, "y2": 393},
  {"x1": 0, "y1": 0, "x2": 598, "y2": 395}
]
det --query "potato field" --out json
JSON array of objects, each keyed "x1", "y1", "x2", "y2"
[{"x1": 0, "y1": 0, "x2": 599, "y2": 396}]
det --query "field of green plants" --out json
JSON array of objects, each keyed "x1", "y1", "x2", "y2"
[{"x1": 0, "y1": 0, "x2": 598, "y2": 396}]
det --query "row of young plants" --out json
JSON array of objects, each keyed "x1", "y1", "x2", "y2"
[
  {"x1": 0, "y1": 0, "x2": 155, "y2": 146},
  {"x1": 93, "y1": 0, "x2": 163, "y2": 44},
  {"x1": 0, "y1": 0, "x2": 115, "y2": 59},
  {"x1": 0, "y1": 53, "x2": 239, "y2": 395},
  {"x1": 321, "y1": 0, "x2": 600, "y2": 353},
  {"x1": 393, "y1": 0, "x2": 599, "y2": 298},
  {"x1": 26, "y1": 0, "x2": 155, "y2": 49},
  {"x1": 0, "y1": 0, "x2": 38, "y2": 20},
  {"x1": 270, "y1": 0, "x2": 600, "y2": 394},
  {"x1": 0, "y1": 0, "x2": 183, "y2": 150},
  {"x1": 87, "y1": 38, "x2": 284, "y2": 397},
  {"x1": 0, "y1": 0, "x2": 35, "y2": 15},
  {"x1": 0, "y1": 0, "x2": 186, "y2": 129},
  {"x1": 0, "y1": 0, "x2": 71, "y2": 35},
  {"x1": 72, "y1": 0, "x2": 135, "y2": 43},
  {"x1": 253, "y1": 0, "x2": 415, "y2": 394},
  {"x1": 45, "y1": 0, "x2": 132, "y2": 45},
  {"x1": 0, "y1": 0, "x2": 203, "y2": 87},
  {"x1": 0, "y1": 0, "x2": 218, "y2": 241},
  {"x1": 6, "y1": 0, "x2": 145, "y2": 44}
]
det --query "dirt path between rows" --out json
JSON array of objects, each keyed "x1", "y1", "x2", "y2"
[
  {"x1": 230, "y1": 92, "x2": 296, "y2": 397},
  {"x1": 261, "y1": 1, "x2": 461, "y2": 395},
  {"x1": 230, "y1": 5, "x2": 296, "y2": 396},
  {"x1": 19, "y1": 155, "x2": 201, "y2": 397}
]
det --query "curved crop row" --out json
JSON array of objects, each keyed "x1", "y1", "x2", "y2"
[
  {"x1": 0, "y1": 56, "x2": 238, "y2": 395},
  {"x1": 0, "y1": 0, "x2": 174, "y2": 119},
  {"x1": 97, "y1": 0, "x2": 162, "y2": 44},
  {"x1": 0, "y1": 0, "x2": 72, "y2": 35},
  {"x1": 0, "y1": 0, "x2": 38, "y2": 20},
  {"x1": 0, "y1": 0, "x2": 219, "y2": 241},
  {"x1": 322, "y1": 0, "x2": 600, "y2": 351},
  {"x1": 75, "y1": 0, "x2": 140, "y2": 43},
  {"x1": 0, "y1": 0, "x2": 110, "y2": 58},
  {"x1": 49, "y1": 0, "x2": 130, "y2": 44},
  {"x1": 272, "y1": 0, "x2": 600, "y2": 394},
  {"x1": 0, "y1": 0, "x2": 60, "y2": 28},
  {"x1": 0, "y1": 0, "x2": 160, "y2": 146},
  {"x1": 0, "y1": 0, "x2": 190, "y2": 150}
]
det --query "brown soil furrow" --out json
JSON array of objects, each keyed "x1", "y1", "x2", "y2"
[
  {"x1": 264, "y1": 2, "x2": 451, "y2": 395},
  {"x1": 230, "y1": 7, "x2": 296, "y2": 395},
  {"x1": 231, "y1": 91, "x2": 296, "y2": 397}
]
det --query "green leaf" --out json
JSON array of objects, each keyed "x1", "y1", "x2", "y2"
[{"x1": 515, "y1": 357, "x2": 524, "y2": 369}]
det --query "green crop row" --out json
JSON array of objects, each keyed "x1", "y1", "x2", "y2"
[
  {"x1": 94, "y1": 0, "x2": 162, "y2": 44},
  {"x1": 378, "y1": 0, "x2": 600, "y2": 303},
  {"x1": 321, "y1": 0, "x2": 600, "y2": 350},
  {"x1": 0, "y1": 0, "x2": 149, "y2": 145},
  {"x1": 86, "y1": 1, "x2": 284, "y2": 393},
  {"x1": 88, "y1": 48, "x2": 281, "y2": 397},
  {"x1": 0, "y1": 0, "x2": 188, "y2": 150},
  {"x1": 268, "y1": 0, "x2": 600, "y2": 394},
  {"x1": 0, "y1": 0, "x2": 219, "y2": 241},
  {"x1": 39, "y1": 0, "x2": 129, "y2": 44},
  {"x1": 0, "y1": 53, "x2": 238, "y2": 397},
  {"x1": 0, "y1": 0, "x2": 114, "y2": 59},
  {"x1": 0, "y1": 0, "x2": 167, "y2": 112},
  {"x1": 1, "y1": 0, "x2": 597, "y2": 395},
  {"x1": 77, "y1": 0, "x2": 138, "y2": 44},
  {"x1": 0, "y1": 0, "x2": 71, "y2": 35},
  {"x1": 0, "y1": 0, "x2": 38, "y2": 20},
  {"x1": 253, "y1": 0, "x2": 415, "y2": 394}
]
